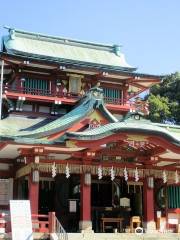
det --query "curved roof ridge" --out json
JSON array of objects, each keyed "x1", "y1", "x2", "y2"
[
  {"x1": 66, "y1": 121, "x2": 180, "y2": 145},
  {"x1": 152, "y1": 122, "x2": 180, "y2": 129},
  {"x1": 4, "y1": 27, "x2": 120, "y2": 52}
]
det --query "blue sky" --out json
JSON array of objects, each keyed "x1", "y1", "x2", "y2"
[{"x1": 0, "y1": 0, "x2": 180, "y2": 75}]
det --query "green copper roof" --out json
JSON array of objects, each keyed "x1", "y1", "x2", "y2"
[
  {"x1": 67, "y1": 116, "x2": 180, "y2": 145},
  {"x1": 2, "y1": 28, "x2": 135, "y2": 71},
  {"x1": 0, "y1": 115, "x2": 49, "y2": 136}
]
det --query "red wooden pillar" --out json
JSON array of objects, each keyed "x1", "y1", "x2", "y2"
[
  {"x1": 79, "y1": 173, "x2": 92, "y2": 232},
  {"x1": 143, "y1": 177, "x2": 156, "y2": 232},
  {"x1": 122, "y1": 84, "x2": 128, "y2": 105},
  {"x1": 51, "y1": 79, "x2": 57, "y2": 96},
  {"x1": 48, "y1": 212, "x2": 56, "y2": 233},
  {"x1": 29, "y1": 170, "x2": 39, "y2": 215}
]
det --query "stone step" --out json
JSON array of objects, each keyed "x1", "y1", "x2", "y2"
[
  {"x1": 67, "y1": 233, "x2": 180, "y2": 240},
  {"x1": 2, "y1": 232, "x2": 180, "y2": 240}
]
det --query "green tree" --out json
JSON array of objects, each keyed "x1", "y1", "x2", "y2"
[
  {"x1": 148, "y1": 94, "x2": 170, "y2": 123},
  {"x1": 148, "y1": 72, "x2": 180, "y2": 124}
]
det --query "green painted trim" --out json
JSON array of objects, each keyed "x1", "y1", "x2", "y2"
[{"x1": 168, "y1": 186, "x2": 180, "y2": 208}]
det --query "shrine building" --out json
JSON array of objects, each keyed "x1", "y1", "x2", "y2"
[{"x1": 0, "y1": 27, "x2": 180, "y2": 234}]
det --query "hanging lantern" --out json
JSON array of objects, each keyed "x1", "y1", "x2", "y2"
[
  {"x1": 147, "y1": 177, "x2": 154, "y2": 189},
  {"x1": 97, "y1": 165, "x2": 103, "y2": 180},
  {"x1": 162, "y1": 170, "x2": 167, "y2": 183},
  {"x1": 84, "y1": 172, "x2": 91, "y2": 185},
  {"x1": 52, "y1": 162, "x2": 57, "y2": 178},
  {"x1": 124, "y1": 167, "x2": 128, "y2": 181},
  {"x1": 34, "y1": 155, "x2": 40, "y2": 164},
  {"x1": 175, "y1": 170, "x2": 179, "y2": 184},
  {"x1": 32, "y1": 169, "x2": 39, "y2": 183},
  {"x1": 110, "y1": 166, "x2": 115, "y2": 181},
  {"x1": 134, "y1": 167, "x2": 139, "y2": 182},
  {"x1": 65, "y1": 163, "x2": 70, "y2": 179}
]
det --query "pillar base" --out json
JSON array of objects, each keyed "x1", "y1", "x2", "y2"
[
  {"x1": 143, "y1": 221, "x2": 157, "y2": 233},
  {"x1": 79, "y1": 221, "x2": 93, "y2": 233}
]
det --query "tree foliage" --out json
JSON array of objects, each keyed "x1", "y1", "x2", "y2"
[{"x1": 148, "y1": 72, "x2": 180, "y2": 124}]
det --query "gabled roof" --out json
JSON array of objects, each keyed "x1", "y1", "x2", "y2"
[
  {"x1": 65, "y1": 114, "x2": 180, "y2": 169},
  {"x1": 67, "y1": 113, "x2": 180, "y2": 145},
  {"x1": 2, "y1": 28, "x2": 135, "y2": 71},
  {"x1": 0, "y1": 87, "x2": 118, "y2": 142}
]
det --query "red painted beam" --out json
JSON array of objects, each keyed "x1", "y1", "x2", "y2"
[
  {"x1": 5, "y1": 92, "x2": 78, "y2": 105},
  {"x1": 0, "y1": 158, "x2": 14, "y2": 164},
  {"x1": 74, "y1": 133, "x2": 127, "y2": 148},
  {"x1": 148, "y1": 136, "x2": 180, "y2": 154},
  {"x1": 0, "y1": 143, "x2": 8, "y2": 151},
  {"x1": 105, "y1": 103, "x2": 131, "y2": 112},
  {"x1": 0, "y1": 170, "x2": 13, "y2": 178},
  {"x1": 72, "y1": 133, "x2": 180, "y2": 155}
]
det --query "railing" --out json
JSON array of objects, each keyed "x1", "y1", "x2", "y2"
[
  {"x1": 0, "y1": 212, "x2": 60, "y2": 235},
  {"x1": 4, "y1": 86, "x2": 132, "y2": 106},
  {"x1": 4, "y1": 86, "x2": 51, "y2": 96},
  {"x1": 104, "y1": 96, "x2": 122, "y2": 105},
  {"x1": 0, "y1": 213, "x2": 10, "y2": 237},
  {"x1": 4, "y1": 85, "x2": 81, "y2": 100},
  {"x1": 32, "y1": 213, "x2": 49, "y2": 233},
  {"x1": 104, "y1": 96, "x2": 123, "y2": 105},
  {"x1": 54, "y1": 215, "x2": 68, "y2": 240},
  {"x1": 104, "y1": 97, "x2": 134, "y2": 107},
  {"x1": 23, "y1": 87, "x2": 52, "y2": 96}
]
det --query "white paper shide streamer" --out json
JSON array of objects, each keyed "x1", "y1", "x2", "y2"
[
  {"x1": 175, "y1": 170, "x2": 179, "y2": 184},
  {"x1": 162, "y1": 170, "x2": 167, "y2": 183},
  {"x1": 65, "y1": 163, "x2": 70, "y2": 179},
  {"x1": 98, "y1": 165, "x2": 103, "y2": 180},
  {"x1": 52, "y1": 162, "x2": 57, "y2": 178},
  {"x1": 110, "y1": 166, "x2": 115, "y2": 181},
  {"x1": 134, "y1": 167, "x2": 139, "y2": 182},
  {"x1": 124, "y1": 167, "x2": 128, "y2": 181}
]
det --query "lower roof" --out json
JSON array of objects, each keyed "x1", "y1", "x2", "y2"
[{"x1": 67, "y1": 119, "x2": 180, "y2": 145}]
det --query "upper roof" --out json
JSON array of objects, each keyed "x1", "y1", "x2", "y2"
[{"x1": 2, "y1": 27, "x2": 135, "y2": 71}]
